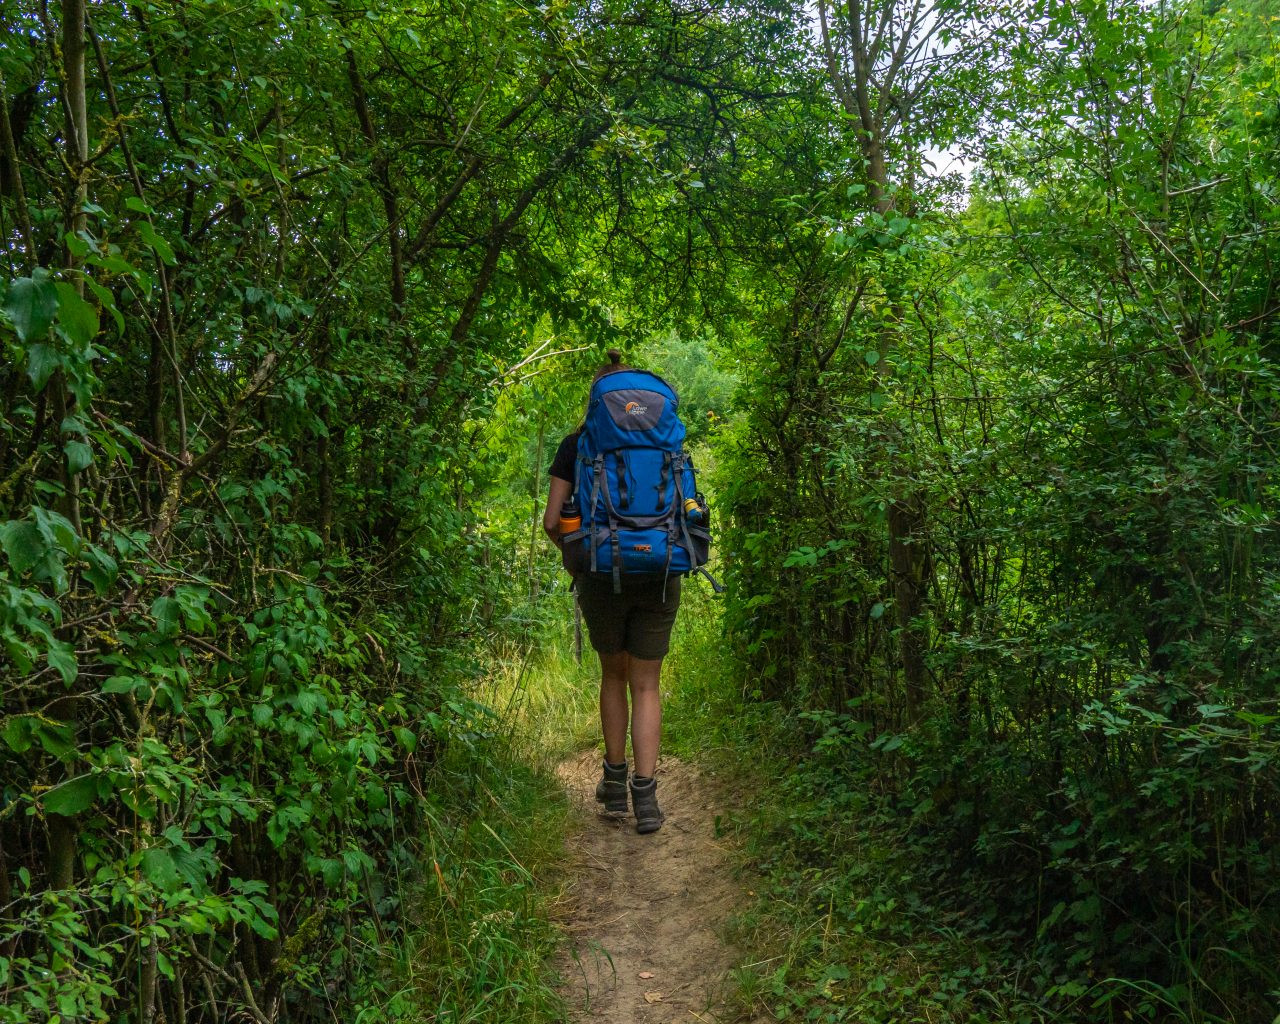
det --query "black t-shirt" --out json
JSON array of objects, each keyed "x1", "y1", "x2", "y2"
[{"x1": 549, "y1": 431, "x2": 580, "y2": 482}]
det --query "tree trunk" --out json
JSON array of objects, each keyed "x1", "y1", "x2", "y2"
[
  {"x1": 817, "y1": 0, "x2": 938, "y2": 722},
  {"x1": 0, "y1": 69, "x2": 35, "y2": 265},
  {"x1": 44, "y1": 0, "x2": 89, "y2": 902},
  {"x1": 60, "y1": 0, "x2": 88, "y2": 535},
  {"x1": 529, "y1": 411, "x2": 547, "y2": 601}
]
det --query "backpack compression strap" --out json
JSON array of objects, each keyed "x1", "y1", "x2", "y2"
[
  {"x1": 615, "y1": 451, "x2": 629, "y2": 509},
  {"x1": 585, "y1": 452, "x2": 624, "y2": 592},
  {"x1": 609, "y1": 511, "x2": 622, "y2": 594},
  {"x1": 660, "y1": 452, "x2": 675, "y2": 601},
  {"x1": 671, "y1": 452, "x2": 724, "y2": 594},
  {"x1": 588, "y1": 454, "x2": 603, "y2": 575}
]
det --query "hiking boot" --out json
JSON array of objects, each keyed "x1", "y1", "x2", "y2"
[
  {"x1": 595, "y1": 760, "x2": 629, "y2": 816},
  {"x1": 630, "y1": 775, "x2": 664, "y2": 835}
]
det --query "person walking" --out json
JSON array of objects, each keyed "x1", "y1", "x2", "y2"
[{"x1": 542, "y1": 349, "x2": 707, "y2": 835}]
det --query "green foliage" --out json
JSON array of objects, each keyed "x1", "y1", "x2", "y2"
[
  {"x1": 3, "y1": 0, "x2": 1278, "y2": 1020},
  {"x1": 3, "y1": 269, "x2": 58, "y2": 345},
  {"x1": 711, "y1": 1, "x2": 1280, "y2": 1020},
  {"x1": 0, "y1": 0, "x2": 783, "y2": 1018},
  {"x1": 641, "y1": 332, "x2": 736, "y2": 445}
]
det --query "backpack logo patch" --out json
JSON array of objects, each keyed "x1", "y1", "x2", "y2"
[{"x1": 603, "y1": 389, "x2": 666, "y2": 430}]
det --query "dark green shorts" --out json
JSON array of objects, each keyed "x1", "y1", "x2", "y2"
[{"x1": 576, "y1": 575, "x2": 682, "y2": 660}]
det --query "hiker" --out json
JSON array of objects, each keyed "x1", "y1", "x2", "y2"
[{"x1": 542, "y1": 349, "x2": 711, "y2": 835}]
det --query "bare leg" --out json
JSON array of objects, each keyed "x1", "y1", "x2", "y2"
[
  {"x1": 628, "y1": 656, "x2": 663, "y2": 778},
  {"x1": 599, "y1": 651, "x2": 630, "y2": 765}
]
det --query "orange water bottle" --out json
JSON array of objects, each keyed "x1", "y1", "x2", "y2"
[{"x1": 559, "y1": 498, "x2": 581, "y2": 535}]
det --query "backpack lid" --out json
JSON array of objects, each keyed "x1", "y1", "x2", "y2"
[{"x1": 582, "y1": 369, "x2": 685, "y2": 453}]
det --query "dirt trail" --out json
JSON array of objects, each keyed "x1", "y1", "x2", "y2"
[{"x1": 553, "y1": 751, "x2": 751, "y2": 1023}]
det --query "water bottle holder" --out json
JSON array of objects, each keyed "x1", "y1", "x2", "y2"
[
  {"x1": 685, "y1": 524, "x2": 711, "y2": 567},
  {"x1": 560, "y1": 527, "x2": 590, "y2": 575}
]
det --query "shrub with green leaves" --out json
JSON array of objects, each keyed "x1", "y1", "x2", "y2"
[{"x1": 711, "y1": 1, "x2": 1280, "y2": 1019}]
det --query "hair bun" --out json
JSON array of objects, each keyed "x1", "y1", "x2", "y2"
[{"x1": 607, "y1": 348, "x2": 623, "y2": 365}]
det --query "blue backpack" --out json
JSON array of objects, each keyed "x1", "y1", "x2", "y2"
[{"x1": 563, "y1": 369, "x2": 717, "y2": 593}]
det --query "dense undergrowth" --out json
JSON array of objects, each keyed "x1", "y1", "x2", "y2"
[
  {"x1": 397, "y1": 727, "x2": 571, "y2": 1024},
  {"x1": 668, "y1": 645, "x2": 1206, "y2": 1024},
  {"x1": 701, "y1": 3, "x2": 1280, "y2": 1021},
  {"x1": 658, "y1": 584, "x2": 1061, "y2": 1023}
]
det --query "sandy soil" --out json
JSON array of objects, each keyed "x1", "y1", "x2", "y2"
[{"x1": 552, "y1": 751, "x2": 751, "y2": 1024}]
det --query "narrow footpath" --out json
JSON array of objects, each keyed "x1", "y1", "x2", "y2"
[{"x1": 552, "y1": 752, "x2": 756, "y2": 1023}]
